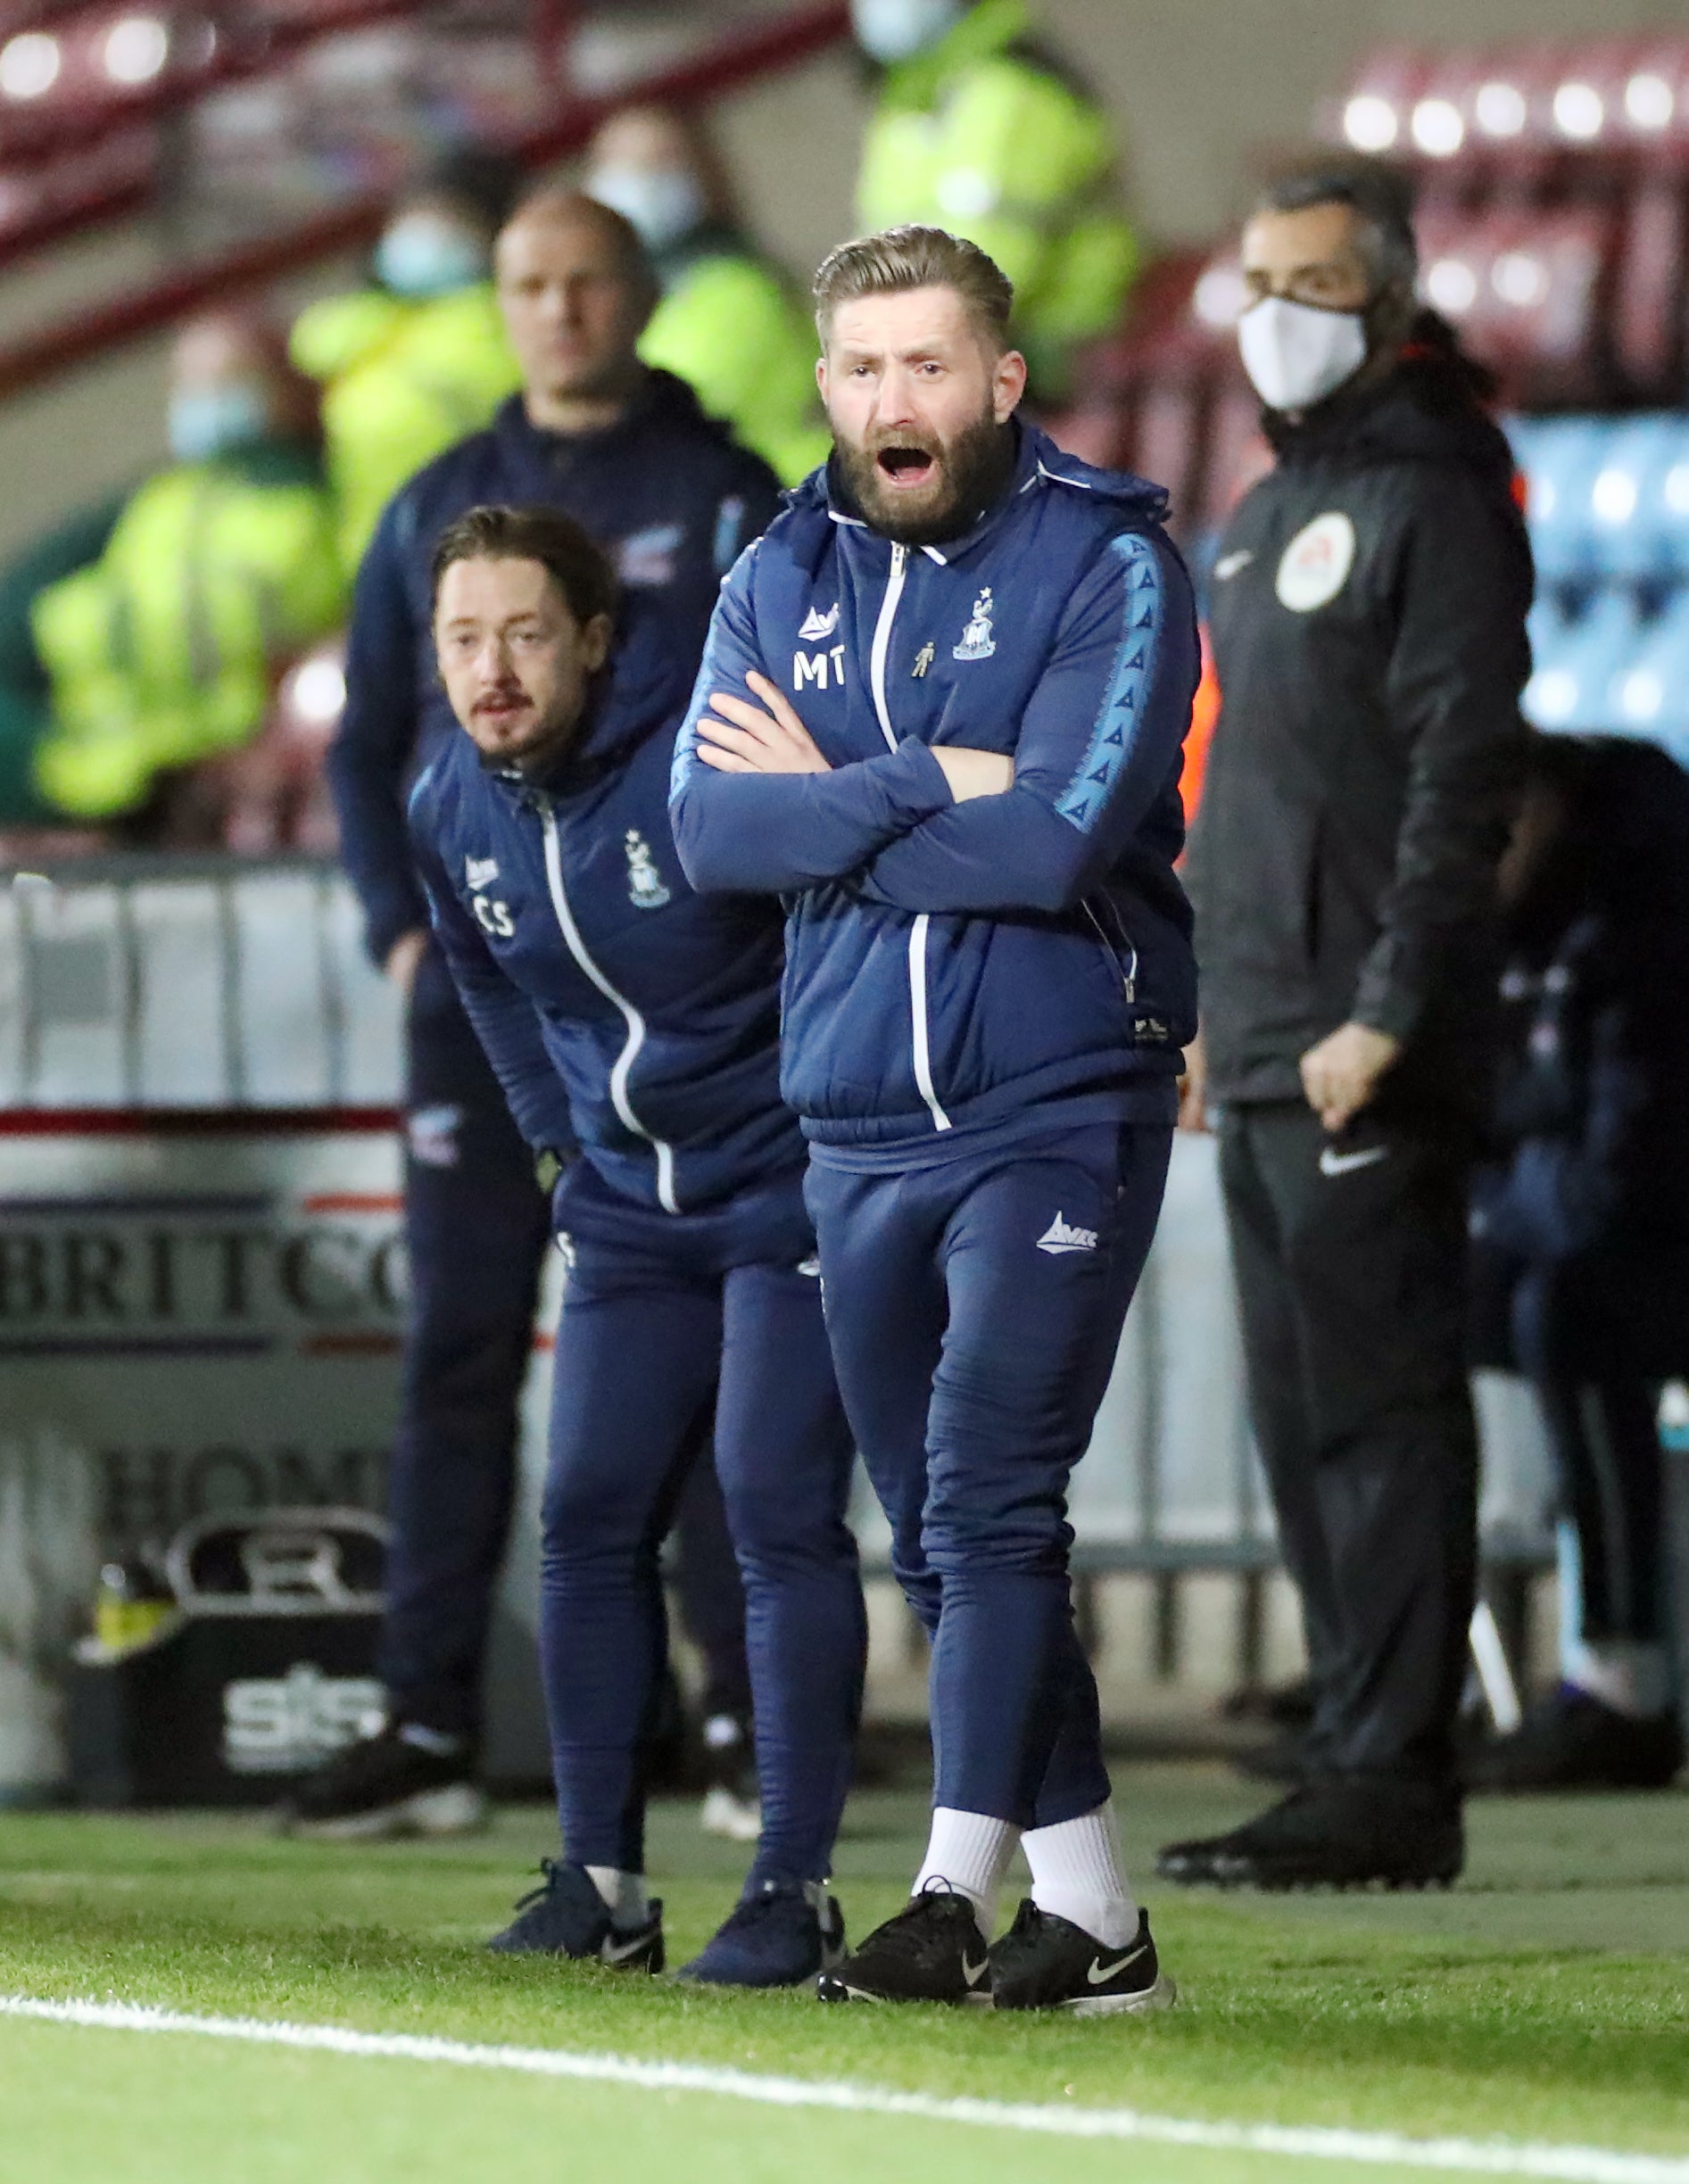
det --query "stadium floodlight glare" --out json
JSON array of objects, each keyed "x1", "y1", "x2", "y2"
[
  {"x1": 1664, "y1": 462, "x2": 1689, "y2": 515},
  {"x1": 104, "y1": 17, "x2": 169, "y2": 85},
  {"x1": 1342, "y1": 95, "x2": 1398, "y2": 152},
  {"x1": 1619, "y1": 668, "x2": 1663, "y2": 724},
  {"x1": 1424, "y1": 258, "x2": 1478, "y2": 316},
  {"x1": 1410, "y1": 98, "x2": 1464, "y2": 156},
  {"x1": 1552, "y1": 82, "x2": 1605, "y2": 140},
  {"x1": 1591, "y1": 468, "x2": 1639, "y2": 526},
  {"x1": 0, "y1": 31, "x2": 62, "y2": 99},
  {"x1": 1474, "y1": 80, "x2": 1528, "y2": 136},
  {"x1": 1191, "y1": 261, "x2": 1246, "y2": 328},
  {"x1": 1624, "y1": 73, "x2": 1675, "y2": 131},
  {"x1": 1523, "y1": 666, "x2": 1577, "y2": 726},
  {"x1": 1491, "y1": 251, "x2": 1549, "y2": 310},
  {"x1": 290, "y1": 656, "x2": 348, "y2": 726}
]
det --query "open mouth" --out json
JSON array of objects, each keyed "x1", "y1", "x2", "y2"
[{"x1": 875, "y1": 445, "x2": 939, "y2": 490}]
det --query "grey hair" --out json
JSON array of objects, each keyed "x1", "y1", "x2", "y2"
[
  {"x1": 812, "y1": 224, "x2": 1014, "y2": 345},
  {"x1": 1254, "y1": 157, "x2": 1419, "y2": 292}
]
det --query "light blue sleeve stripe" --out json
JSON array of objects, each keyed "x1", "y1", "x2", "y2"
[{"x1": 1054, "y1": 532, "x2": 1164, "y2": 833}]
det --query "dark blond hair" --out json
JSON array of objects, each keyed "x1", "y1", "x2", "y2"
[{"x1": 812, "y1": 225, "x2": 1014, "y2": 348}]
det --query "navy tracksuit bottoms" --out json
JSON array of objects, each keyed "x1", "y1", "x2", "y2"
[
  {"x1": 542, "y1": 1160, "x2": 865, "y2": 1882},
  {"x1": 806, "y1": 1119, "x2": 1172, "y2": 1830},
  {"x1": 378, "y1": 945, "x2": 751, "y2": 1740}
]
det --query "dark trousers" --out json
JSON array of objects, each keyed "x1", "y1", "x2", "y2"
[
  {"x1": 542, "y1": 1165, "x2": 865, "y2": 1882},
  {"x1": 378, "y1": 944, "x2": 749, "y2": 1741},
  {"x1": 807, "y1": 1121, "x2": 1172, "y2": 1830},
  {"x1": 1471, "y1": 1240, "x2": 1687, "y2": 1651},
  {"x1": 1217, "y1": 1100, "x2": 1478, "y2": 1786}
]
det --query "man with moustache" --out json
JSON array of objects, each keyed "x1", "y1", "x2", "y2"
[
  {"x1": 291, "y1": 187, "x2": 782, "y2": 1841},
  {"x1": 671, "y1": 225, "x2": 1198, "y2": 2014},
  {"x1": 409, "y1": 504, "x2": 865, "y2": 1985}
]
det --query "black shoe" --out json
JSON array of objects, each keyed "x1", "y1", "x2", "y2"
[
  {"x1": 487, "y1": 1859, "x2": 665, "y2": 1970},
  {"x1": 816, "y1": 1883, "x2": 991, "y2": 2006},
  {"x1": 1155, "y1": 1779, "x2": 1463, "y2": 1891},
  {"x1": 678, "y1": 1878, "x2": 846, "y2": 1989},
  {"x1": 989, "y1": 1904, "x2": 1176, "y2": 2016},
  {"x1": 698, "y1": 1711, "x2": 761, "y2": 1844},
  {"x1": 1465, "y1": 1686, "x2": 1685, "y2": 1793},
  {"x1": 276, "y1": 1723, "x2": 487, "y2": 1840}
]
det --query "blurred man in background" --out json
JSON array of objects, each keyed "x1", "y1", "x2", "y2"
[
  {"x1": 585, "y1": 105, "x2": 828, "y2": 485},
  {"x1": 291, "y1": 148, "x2": 523, "y2": 567},
  {"x1": 284, "y1": 188, "x2": 783, "y2": 1841},
  {"x1": 1468, "y1": 733, "x2": 1689, "y2": 1793},
  {"x1": 851, "y1": 0, "x2": 1138, "y2": 403},
  {"x1": 0, "y1": 311, "x2": 343, "y2": 836},
  {"x1": 1164, "y1": 161, "x2": 1531, "y2": 1890}
]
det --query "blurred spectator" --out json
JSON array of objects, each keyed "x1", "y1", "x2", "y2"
[
  {"x1": 585, "y1": 106, "x2": 828, "y2": 485},
  {"x1": 850, "y1": 0, "x2": 1138, "y2": 403},
  {"x1": 0, "y1": 312, "x2": 344, "y2": 833},
  {"x1": 1163, "y1": 160, "x2": 1532, "y2": 1890},
  {"x1": 291, "y1": 148, "x2": 523, "y2": 567},
  {"x1": 1469, "y1": 734, "x2": 1689, "y2": 1792}
]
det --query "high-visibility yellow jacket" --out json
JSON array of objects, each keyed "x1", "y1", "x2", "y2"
[
  {"x1": 640, "y1": 232, "x2": 829, "y2": 487},
  {"x1": 29, "y1": 444, "x2": 345, "y2": 820},
  {"x1": 291, "y1": 282, "x2": 519, "y2": 566},
  {"x1": 856, "y1": 0, "x2": 1138, "y2": 400}
]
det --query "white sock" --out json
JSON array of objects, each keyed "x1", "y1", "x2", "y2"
[
  {"x1": 1022, "y1": 1800, "x2": 1138, "y2": 1949},
  {"x1": 584, "y1": 1866, "x2": 650, "y2": 1930},
  {"x1": 1565, "y1": 1639, "x2": 1673, "y2": 1720},
  {"x1": 912, "y1": 1808, "x2": 1019, "y2": 1933}
]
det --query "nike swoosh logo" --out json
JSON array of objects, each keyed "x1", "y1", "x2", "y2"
[
  {"x1": 961, "y1": 1954, "x2": 989, "y2": 1987},
  {"x1": 602, "y1": 1929, "x2": 654, "y2": 1965},
  {"x1": 1087, "y1": 1942, "x2": 1149, "y2": 1986},
  {"x1": 1214, "y1": 549, "x2": 1254, "y2": 580},
  {"x1": 1319, "y1": 1144, "x2": 1389, "y2": 1177}
]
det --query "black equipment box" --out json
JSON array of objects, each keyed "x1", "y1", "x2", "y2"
[{"x1": 68, "y1": 1509, "x2": 387, "y2": 1808}]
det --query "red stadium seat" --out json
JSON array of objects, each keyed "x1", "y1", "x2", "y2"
[{"x1": 1417, "y1": 201, "x2": 1619, "y2": 405}]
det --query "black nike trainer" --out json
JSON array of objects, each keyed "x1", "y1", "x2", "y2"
[
  {"x1": 486, "y1": 1858, "x2": 665, "y2": 1971},
  {"x1": 816, "y1": 1882, "x2": 991, "y2": 2005},
  {"x1": 989, "y1": 1903, "x2": 1176, "y2": 2015}
]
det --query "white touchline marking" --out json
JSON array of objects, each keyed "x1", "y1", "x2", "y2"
[{"x1": 0, "y1": 1996, "x2": 1685, "y2": 2183}]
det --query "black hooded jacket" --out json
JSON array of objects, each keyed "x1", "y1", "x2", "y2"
[{"x1": 1188, "y1": 331, "x2": 1534, "y2": 1115}]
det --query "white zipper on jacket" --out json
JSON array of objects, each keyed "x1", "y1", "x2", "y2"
[
  {"x1": 868, "y1": 542, "x2": 951, "y2": 1132},
  {"x1": 540, "y1": 805, "x2": 680, "y2": 1214}
]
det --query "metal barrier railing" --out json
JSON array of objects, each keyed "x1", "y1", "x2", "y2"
[{"x1": 0, "y1": 854, "x2": 1557, "y2": 1589}]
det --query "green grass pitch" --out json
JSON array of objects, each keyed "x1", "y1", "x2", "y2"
[{"x1": 0, "y1": 1763, "x2": 1685, "y2": 2183}]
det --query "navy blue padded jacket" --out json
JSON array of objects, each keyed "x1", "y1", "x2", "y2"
[
  {"x1": 668, "y1": 422, "x2": 1199, "y2": 1153},
  {"x1": 408, "y1": 601, "x2": 801, "y2": 1215}
]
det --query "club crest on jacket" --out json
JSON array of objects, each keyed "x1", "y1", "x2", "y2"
[
  {"x1": 625, "y1": 829, "x2": 672, "y2": 908},
  {"x1": 954, "y1": 587, "x2": 997, "y2": 661}
]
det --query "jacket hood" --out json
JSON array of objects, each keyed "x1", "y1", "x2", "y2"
[
  {"x1": 492, "y1": 365, "x2": 733, "y2": 460},
  {"x1": 782, "y1": 418, "x2": 1169, "y2": 574},
  {"x1": 1265, "y1": 314, "x2": 1519, "y2": 495}
]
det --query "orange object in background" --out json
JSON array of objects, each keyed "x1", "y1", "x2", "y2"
[{"x1": 1180, "y1": 625, "x2": 1219, "y2": 826}]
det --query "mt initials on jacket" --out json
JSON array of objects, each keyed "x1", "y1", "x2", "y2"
[{"x1": 669, "y1": 423, "x2": 1200, "y2": 1154}]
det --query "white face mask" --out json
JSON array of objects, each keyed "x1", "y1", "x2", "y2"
[
  {"x1": 1238, "y1": 294, "x2": 1369, "y2": 414},
  {"x1": 851, "y1": 0, "x2": 964, "y2": 65},
  {"x1": 587, "y1": 165, "x2": 706, "y2": 253}
]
